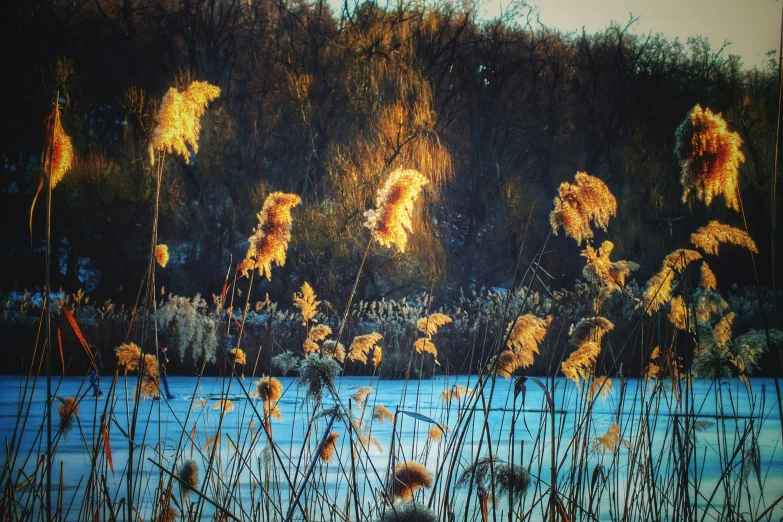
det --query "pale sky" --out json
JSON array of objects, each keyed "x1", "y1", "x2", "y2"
[{"x1": 492, "y1": 0, "x2": 782, "y2": 69}]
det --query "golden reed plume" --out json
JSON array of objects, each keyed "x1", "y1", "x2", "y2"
[
  {"x1": 31, "y1": 106, "x2": 76, "y2": 236},
  {"x1": 155, "y1": 244, "x2": 169, "y2": 268},
  {"x1": 372, "y1": 346, "x2": 383, "y2": 367},
  {"x1": 642, "y1": 249, "x2": 702, "y2": 314},
  {"x1": 417, "y1": 313, "x2": 452, "y2": 336},
  {"x1": 293, "y1": 282, "x2": 320, "y2": 324},
  {"x1": 392, "y1": 461, "x2": 433, "y2": 500},
  {"x1": 441, "y1": 386, "x2": 471, "y2": 403},
  {"x1": 230, "y1": 348, "x2": 246, "y2": 365},
  {"x1": 212, "y1": 399, "x2": 235, "y2": 414},
  {"x1": 676, "y1": 105, "x2": 744, "y2": 211},
  {"x1": 414, "y1": 338, "x2": 439, "y2": 362},
  {"x1": 347, "y1": 333, "x2": 383, "y2": 365},
  {"x1": 243, "y1": 192, "x2": 301, "y2": 280},
  {"x1": 700, "y1": 262, "x2": 717, "y2": 290},
  {"x1": 148, "y1": 80, "x2": 221, "y2": 163},
  {"x1": 304, "y1": 324, "x2": 332, "y2": 357},
  {"x1": 428, "y1": 424, "x2": 448, "y2": 443},
  {"x1": 588, "y1": 376, "x2": 613, "y2": 401},
  {"x1": 256, "y1": 376, "x2": 283, "y2": 404},
  {"x1": 581, "y1": 241, "x2": 639, "y2": 293},
  {"x1": 668, "y1": 295, "x2": 689, "y2": 331},
  {"x1": 690, "y1": 221, "x2": 758, "y2": 256},
  {"x1": 56, "y1": 397, "x2": 79, "y2": 433},
  {"x1": 322, "y1": 340, "x2": 346, "y2": 363},
  {"x1": 506, "y1": 314, "x2": 552, "y2": 366},
  {"x1": 550, "y1": 172, "x2": 617, "y2": 244},
  {"x1": 592, "y1": 423, "x2": 627, "y2": 454},
  {"x1": 321, "y1": 433, "x2": 340, "y2": 462},
  {"x1": 372, "y1": 405, "x2": 394, "y2": 424},
  {"x1": 115, "y1": 342, "x2": 142, "y2": 371},
  {"x1": 364, "y1": 168, "x2": 429, "y2": 253},
  {"x1": 562, "y1": 317, "x2": 614, "y2": 385}
]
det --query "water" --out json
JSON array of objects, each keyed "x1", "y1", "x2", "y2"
[{"x1": 1, "y1": 375, "x2": 781, "y2": 521}]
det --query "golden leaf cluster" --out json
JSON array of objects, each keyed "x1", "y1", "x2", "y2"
[
  {"x1": 148, "y1": 80, "x2": 221, "y2": 163},
  {"x1": 243, "y1": 192, "x2": 301, "y2": 280},
  {"x1": 321, "y1": 432, "x2": 340, "y2": 462},
  {"x1": 45, "y1": 107, "x2": 75, "y2": 188},
  {"x1": 155, "y1": 244, "x2": 169, "y2": 268},
  {"x1": 677, "y1": 105, "x2": 744, "y2": 211},
  {"x1": 363, "y1": 168, "x2": 429, "y2": 253},
  {"x1": 550, "y1": 172, "x2": 617, "y2": 244},
  {"x1": 392, "y1": 461, "x2": 432, "y2": 500},
  {"x1": 690, "y1": 221, "x2": 758, "y2": 256},
  {"x1": 347, "y1": 333, "x2": 383, "y2": 365},
  {"x1": 293, "y1": 282, "x2": 320, "y2": 324},
  {"x1": 417, "y1": 313, "x2": 452, "y2": 336}
]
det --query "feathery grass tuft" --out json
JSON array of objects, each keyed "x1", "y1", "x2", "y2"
[
  {"x1": 155, "y1": 244, "x2": 169, "y2": 268},
  {"x1": 243, "y1": 192, "x2": 301, "y2": 280},
  {"x1": 347, "y1": 333, "x2": 383, "y2": 365},
  {"x1": 179, "y1": 460, "x2": 198, "y2": 495},
  {"x1": 690, "y1": 221, "x2": 758, "y2": 255},
  {"x1": 115, "y1": 342, "x2": 142, "y2": 371},
  {"x1": 372, "y1": 405, "x2": 394, "y2": 424},
  {"x1": 416, "y1": 313, "x2": 452, "y2": 336},
  {"x1": 550, "y1": 172, "x2": 617, "y2": 244},
  {"x1": 364, "y1": 168, "x2": 429, "y2": 253},
  {"x1": 320, "y1": 433, "x2": 340, "y2": 462},
  {"x1": 676, "y1": 104, "x2": 744, "y2": 211},
  {"x1": 293, "y1": 282, "x2": 320, "y2": 324},
  {"x1": 56, "y1": 397, "x2": 79, "y2": 434},
  {"x1": 392, "y1": 461, "x2": 432, "y2": 500}
]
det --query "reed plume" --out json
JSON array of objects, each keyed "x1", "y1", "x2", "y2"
[
  {"x1": 242, "y1": 192, "x2": 301, "y2": 280},
  {"x1": 56, "y1": 397, "x2": 78, "y2": 434},
  {"x1": 293, "y1": 282, "x2": 319, "y2": 324},
  {"x1": 380, "y1": 503, "x2": 438, "y2": 522},
  {"x1": 139, "y1": 354, "x2": 160, "y2": 400},
  {"x1": 440, "y1": 386, "x2": 471, "y2": 402},
  {"x1": 505, "y1": 314, "x2": 552, "y2": 368},
  {"x1": 550, "y1": 172, "x2": 617, "y2": 244},
  {"x1": 212, "y1": 399, "x2": 235, "y2": 414},
  {"x1": 191, "y1": 398, "x2": 207, "y2": 410},
  {"x1": 561, "y1": 341, "x2": 601, "y2": 386},
  {"x1": 581, "y1": 241, "x2": 639, "y2": 295},
  {"x1": 179, "y1": 460, "x2": 199, "y2": 494},
  {"x1": 664, "y1": 249, "x2": 702, "y2": 271},
  {"x1": 304, "y1": 324, "x2": 332, "y2": 357},
  {"x1": 352, "y1": 386, "x2": 372, "y2": 406},
  {"x1": 155, "y1": 244, "x2": 169, "y2": 268},
  {"x1": 372, "y1": 346, "x2": 383, "y2": 367},
  {"x1": 229, "y1": 348, "x2": 246, "y2": 365},
  {"x1": 668, "y1": 295, "x2": 689, "y2": 331},
  {"x1": 392, "y1": 461, "x2": 432, "y2": 500},
  {"x1": 588, "y1": 376, "x2": 613, "y2": 401},
  {"x1": 413, "y1": 338, "x2": 439, "y2": 364},
  {"x1": 320, "y1": 433, "x2": 340, "y2": 462},
  {"x1": 690, "y1": 221, "x2": 758, "y2": 255},
  {"x1": 569, "y1": 317, "x2": 614, "y2": 346},
  {"x1": 364, "y1": 168, "x2": 429, "y2": 253},
  {"x1": 428, "y1": 424, "x2": 447, "y2": 443},
  {"x1": 148, "y1": 80, "x2": 221, "y2": 163},
  {"x1": 321, "y1": 340, "x2": 346, "y2": 363},
  {"x1": 347, "y1": 333, "x2": 383, "y2": 364},
  {"x1": 592, "y1": 423, "x2": 627, "y2": 454},
  {"x1": 116, "y1": 342, "x2": 142, "y2": 371},
  {"x1": 416, "y1": 313, "x2": 452, "y2": 336},
  {"x1": 676, "y1": 104, "x2": 744, "y2": 211},
  {"x1": 493, "y1": 349, "x2": 523, "y2": 379},
  {"x1": 642, "y1": 267, "x2": 675, "y2": 313},
  {"x1": 256, "y1": 376, "x2": 283, "y2": 404},
  {"x1": 700, "y1": 262, "x2": 717, "y2": 289},
  {"x1": 372, "y1": 405, "x2": 394, "y2": 424}
]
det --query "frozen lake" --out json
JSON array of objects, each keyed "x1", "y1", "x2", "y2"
[{"x1": 0, "y1": 374, "x2": 781, "y2": 521}]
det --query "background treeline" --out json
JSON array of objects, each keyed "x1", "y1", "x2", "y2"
[{"x1": 1, "y1": 0, "x2": 781, "y2": 375}]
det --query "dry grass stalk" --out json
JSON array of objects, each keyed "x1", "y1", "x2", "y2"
[
  {"x1": 320, "y1": 433, "x2": 340, "y2": 462},
  {"x1": 229, "y1": 348, "x2": 246, "y2": 365},
  {"x1": 293, "y1": 282, "x2": 319, "y2": 324},
  {"x1": 242, "y1": 192, "x2": 301, "y2": 280},
  {"x1": 148, "y1": 80, "x2": 221, "y2": 163},
  {"x1": 115, "y1": 342, "x2": 142, "y2": 371},
  {"x1": 56, "y1": 397, "x2": 78, "y2": 433},
  {"x1": 155, "y1": 244, "x2": 169, "y2": 268},
  {"x1": 676, "y1": 104, "x2": 744, "y2": 211},
  {"x1": 347, "y1": 333, "x2": 383, "y2": 364},
  {"x1": 550, "y1": 172, "x2": 617, "y2": 244},
  {"x1": 364, "y1": 168, "x2": 429, "y2": 253},
  {"x1": 392, "y1": 461, "x2": 432, "y2": 500},
  {"x1": 416, "y1": 313, "x2": 452, "y2": 336},
  {"x1": 690, "y1": 221, "x2": 758, "y2": 255},
  {"x1": 372, "y1": 405, "x2": 394, "y2": 424}
]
